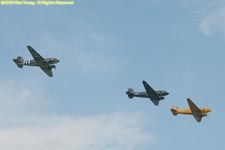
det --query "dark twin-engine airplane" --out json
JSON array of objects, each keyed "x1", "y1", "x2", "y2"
[
  {"x1": 126, "y1": 80, "x2": 169, "y2": 106},
  {"x1": 13, "y1": 45, "x2": 60, "y2": 77}
]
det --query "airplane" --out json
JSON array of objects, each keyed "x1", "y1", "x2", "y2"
[
  {"x1": 126, "y1": 80, "x2": 169, "y2": 105},
  {"x1": 171, "y1": 98, "x2": 211, "y2": 122},
  {"x1": 13, "y1": 45, "x2": 60, "y2": 77}
]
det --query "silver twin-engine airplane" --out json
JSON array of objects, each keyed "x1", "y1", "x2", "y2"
[
  {"x1": 13, "y1": 45, "x2": 60, "y2": 77},
  {"x1": 126, "y1": 80, "x2": 169, "y2": 106}
]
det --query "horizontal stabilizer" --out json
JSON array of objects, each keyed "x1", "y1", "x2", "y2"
[
  {"x1": 126, "y1": 88, "x2": 135, "y2": 99},
  {"x1": 171, "y1": 106, "x2": 179, "y2": 116},
  {"x1": 13, "y1": 56, "x2": 24, "y2": 68}
]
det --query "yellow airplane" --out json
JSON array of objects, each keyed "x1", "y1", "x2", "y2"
[{"x1": 171, "y1": 98, "x2": 211, "y2": 122}]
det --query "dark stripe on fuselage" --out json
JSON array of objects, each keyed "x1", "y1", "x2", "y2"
[
  {"x1": 23, "y1": 60, "x2": 38, "y2": 66},
  {"x1": 24, "y1": 60, "x2": 30, "y2": 65}
]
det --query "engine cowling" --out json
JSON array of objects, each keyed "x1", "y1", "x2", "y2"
[
  {"x1": 49, "y1": 65, "x2": 56, "y2": 69},
  {"x1": 159, "y1": 96, "x2": 164, "y2": 100},
  {"x1": 202, "y1": 114, "x2": 207, "y2": 117}
]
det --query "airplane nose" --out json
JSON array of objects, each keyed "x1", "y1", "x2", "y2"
[{"x1": 166, "y1": 92, "x2": 169, "y2": 95}]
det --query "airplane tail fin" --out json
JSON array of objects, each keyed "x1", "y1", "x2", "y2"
[
  {"x1": 171, "y1": 106, "x2": 179, "y2": 116},
  {"x1": 126, "y1": 88, "x2": 135, "y2": 99},
  {"x1": 13, "y1": 56, "x2": 24, "y2": 68}
]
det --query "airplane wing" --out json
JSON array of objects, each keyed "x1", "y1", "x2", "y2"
[
  {"x1": 150, "y1": 99, "x2": 159, "y2": 106},
  {"x1": 27, "y1": 45, "x2": 53, "y2": 77},
  {"x1": 187, "y1": 98, "x2": 202, "y2": 122},
  {"x1": 40, "y1": 67, "x2": 53, "y2": 77},
  {"x1": 142, "y1": 80, "x2": 160, "y2": 105},
  {"x1": 27, "y1": 45, "x2": 45, "y2": 63}
]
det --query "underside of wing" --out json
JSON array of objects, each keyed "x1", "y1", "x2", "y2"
[
  {"x1": 27, "y1": 45, "x2": 44, "y2": 62},
  {"x1": 40, "y1": 67, "x2": 53, "y2": 77},
  {"x1": 151, "y1": 100, "x2": 159, "y2": 106},
  {"x1": 143, "y1": 80, "x2": 160, "y2": 100},
  {"x1": 194, "y1": 116, "x2": 202, "y2": 122},
  {"x1": 187, "y1": 98, "x2": 202, "y2": 122}
]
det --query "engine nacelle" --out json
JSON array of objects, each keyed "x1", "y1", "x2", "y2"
[
  {"x1": 159, "y1": 96, "x2": 164, "y2": 100},
  {"x1": 49, "y1": 65, "x2": 56, "y2": 69},
  {"x1": 202, "y1": 114, "x2": 207, "y2": 117}
]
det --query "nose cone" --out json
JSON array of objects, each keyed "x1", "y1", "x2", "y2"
[
  {"x1": 55, "y1": 58, "x2": 60, "y2": 63},
  {"x1": 208, "y1": 108, "x2": 212, "y2": 112},
  {"x1": 165, "y1": 91, "x2": 169, "y2": 95}
]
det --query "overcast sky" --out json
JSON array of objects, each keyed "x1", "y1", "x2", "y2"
[{"x1": 1, "y1": 0, "x2": 225, "y2": 150}]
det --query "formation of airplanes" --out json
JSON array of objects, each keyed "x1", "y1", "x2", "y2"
[
  {"x1": 126, "y1": 80, "x2": 211, "y2": 123},
  {"x1": 13, "y1": 45, "x2": 211, "y2": 123}
]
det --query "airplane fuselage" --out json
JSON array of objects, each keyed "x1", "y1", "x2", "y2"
[
  {"x1": 23, "y1": 58, "x2": 60, "y2": 67},
  {"x1": 130, "y1": 90, "x2": 169, "y2": 100},
  {"x1": 173, "y1": 107, "x2": 211, "y2": 115}
]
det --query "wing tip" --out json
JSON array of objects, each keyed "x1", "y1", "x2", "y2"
[
  {"x1": 142, "y1": 80, "x2": 150, "y2": 88},
  {"x1": 142, "y1": 80, "x2": 147, "y2": 84},
  {"x1": 187, "y1": 98, "x2": 192, "y2": 102},
  {"x1": 154, "y1": 102, "x2": 159, "y2": 106},
  {"x1": 27, "y1": 45, "x2": 33, "y2": 51}
]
